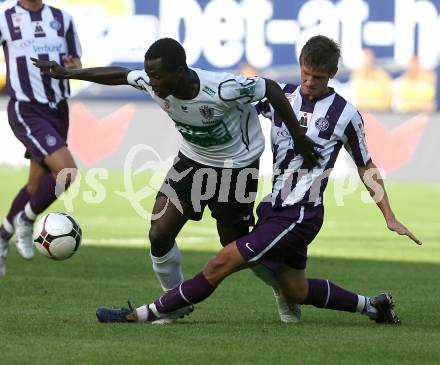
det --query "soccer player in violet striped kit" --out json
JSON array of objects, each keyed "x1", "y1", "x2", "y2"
[
  {"x1": 0, "y1": 0, "x2": 81, "y2": 277},
  {"x1": 94, "y1": 35, "x2": 422, "y2": 325}
]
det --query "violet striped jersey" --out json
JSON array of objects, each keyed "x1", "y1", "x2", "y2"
[
  {"x1": 127, "y1": 68, "x2": 266, "y2": 168},
  {"x1": 256, "y1": 84, "x2": 371, "y2": 208},
  {"x1": 0, "y1": 3, "x2": 81, "y2": 105}
]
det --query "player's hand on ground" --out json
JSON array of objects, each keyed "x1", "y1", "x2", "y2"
[
  {"x1": 294, "y1": 134, "x2": 323, "y2": 168},
  {"x1": 31, "y1": 58, "x2": 70, "y2": 79},
  {"x1": 387, "y1": 218, "x2": 422, "y2": 245}
]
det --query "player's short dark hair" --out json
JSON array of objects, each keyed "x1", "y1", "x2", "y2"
[
  {"x1": 145, "y1": 38, "x2": 187, "y2": 72},
  {"x1": 299, "y1": 35, "x2": 340, "y2": 73}
]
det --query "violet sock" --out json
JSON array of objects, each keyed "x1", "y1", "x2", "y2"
[
  {"x1": 304, "y1": 278, "x2": 358, "y2": 312},
  {"x1": 0, "y1": 225, "x2": 12, "y2": 241},
  {"x1": 0, "y1": 186, "x2": 31, "y2": 240},
  {"x1": 153, "y1": 272, "x2": 216, "y2": 314},
  {"x1": 28, "y1": 173, "x2": 57, "y2": 215},
  {"x1": 5, "y1": 186, "x2": 31, "y2": 224}
]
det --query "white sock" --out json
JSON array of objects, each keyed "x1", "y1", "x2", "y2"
[
  {"x1": 358, "y1": 295, "x2": 378, "y2": 319},
  {"x1": 24, "y1": 203, "x2": 36, "y2": 221},
  {"x1": 356, "y1": 295, "x2": 367, "y2": 313},
  {"x1": 136, "y1": 305, "x2": 149, "y2": 322},
  {"x1": 150, "y1": 242, "x2": 184, "y2": 291},
  {"x1": 2, "y1": 218, "x2": 14, "y2": 234}
]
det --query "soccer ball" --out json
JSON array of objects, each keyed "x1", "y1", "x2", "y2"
[{"x1": 33, "y1": 212, "x2": 82, "y2": 260}]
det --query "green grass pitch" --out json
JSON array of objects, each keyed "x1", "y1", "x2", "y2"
[{"x1": 0, "y1": 165, "x2": 439, "y2": 365}]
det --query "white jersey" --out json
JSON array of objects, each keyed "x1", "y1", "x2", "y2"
[
  {"x1": 127, "y1": 68, "x2": 266, "y2": 168},
  {"x1": 256, "y1": 84, "x2": 371, "y2": 208},
  {"x1": 0, "y1": 3, "x2": 81, "y2": 104}
]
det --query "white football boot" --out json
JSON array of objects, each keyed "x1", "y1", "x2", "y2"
[
  {"x1": 13, "y1": 212, "x2": 34, "y2": 260},
  {"x1": 273, "y1": 288, "x2": 301, "y2": 323}
]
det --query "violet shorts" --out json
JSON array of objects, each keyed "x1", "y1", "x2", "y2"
[
  {"x1": 8, "y1": 99, "x2": 69, "y2": 163},
  {"x1": 236, "y1": 202, "x2": 324, "y2": 271}
]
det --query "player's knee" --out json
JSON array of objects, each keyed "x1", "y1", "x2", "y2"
[
  {"x1": 294, "y1": 282, "x2": 309, "y2": 303},
  {"x1": 149, "y1": 224, "x2": 174, "y2": 251}
]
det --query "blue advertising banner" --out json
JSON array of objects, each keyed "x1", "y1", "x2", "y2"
[
  {"x1": 128, "y1": 0, "x2": 439, "y2": 72},
  {"x1": 0, "y1": 0, "x2": 438, "y2": 109}
]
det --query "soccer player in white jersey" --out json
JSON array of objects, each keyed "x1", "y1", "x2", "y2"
[
  {"x1": 32, "y1": 37, "x2": 322, "y2": 322},
  {"x1": 94, "y1": 35, "x2": 422, "y2": 325},
  {"x1": 0, "y1": 0, "x2": 81, "y2": 277}
]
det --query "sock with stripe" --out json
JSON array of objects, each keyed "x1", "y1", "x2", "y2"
[
  {"x1": 136, "y1": 272, "x2": 216, "y2": 322},
  {"x1": 303, "y1": 278, "x2": 359, "y2": 312}
]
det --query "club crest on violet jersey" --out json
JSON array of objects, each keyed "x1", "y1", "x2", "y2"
[{"x1": 315, "y1": 117, "x2": 330, "y2": 131}]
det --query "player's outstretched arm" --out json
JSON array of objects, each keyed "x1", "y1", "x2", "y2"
[
  {"x1": 31, "y1": 58, "x2": 130, "y2": 85},
  {"x1": 358, "y1": 161, "x2": 422, "y2": 245},
  {"x1": 264, "y1": 78, "x2": 323, "y2": 168}
]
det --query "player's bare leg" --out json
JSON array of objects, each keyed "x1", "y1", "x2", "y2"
[{"x1": 44, "y1": 146, "x2": 77, "y2": 181}]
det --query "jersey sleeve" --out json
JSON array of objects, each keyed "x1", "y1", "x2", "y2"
[
  {"x1": 218, "y1": 75, "x2": 266, "y2": 105},
  {"x1": 254, "y1": 82, "x2": 297, "y2": 120},
  {"x1": 65, "y1": 16, "x2": 82, "y2": 58},
  {"x1": 127, "y1": 70, "x2": 152, "y2": 95},
  {"x1": 342, "y1": 112, "x2": 372, "y2": 167},
  {"x1": 254, "y1": 98, "x2": 272, "y2": 119}
]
